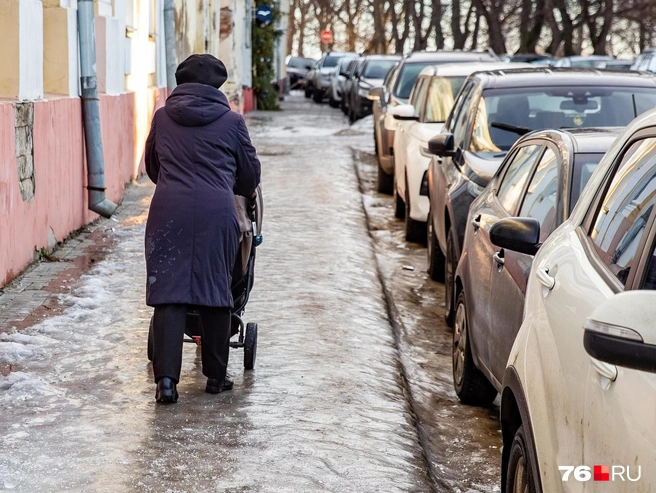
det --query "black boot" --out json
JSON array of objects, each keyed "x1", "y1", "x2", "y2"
[
  {"x1": 206, "y1": 376, "x2": 234, "y2": 394},
  {"x1": 156, "y1": 377, "x2": 179, "y2": 403}
]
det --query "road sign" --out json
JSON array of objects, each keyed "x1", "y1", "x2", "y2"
[
  {"x1": 255, "y1": 5, "x2": 273, "y2": 23},
  {"x1": 321, "y1": 30, "x2": 333, "y2": 44}
]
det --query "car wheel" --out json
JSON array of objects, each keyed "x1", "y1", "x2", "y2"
[
  {"x1": 427, "y1": 209, "x2": 445, "y2": 281},
  {"x1": 304, "y1": 86, "x2": 312, "y2": 98},
  {"x1": 313, "y1": 89, "x2": 323, "y2": 104},
  {"x1": 329, "y1": 97, "x2": 338, "y2": 108},
  {"x1": 444, "y1": 227, "x2": 457, "y2": 327},
  {"x1": 377, "y1": 165, "x2": 393, "y2": 195},
  {"x1": 404, "y1": 176, "x2": 426, "y2": 244},
  {"x1": 453, "y1": 292, "x2": 498, "y2": 406},
  {"x1": 505, "y1": 426, "x2": 538, "y2": 493},
  {"x1": 341, "y1": 98, "x2": 348, "y2": 114},
  {"x1": 393, "y1": 177, "x2": 405, "y2": 219}
]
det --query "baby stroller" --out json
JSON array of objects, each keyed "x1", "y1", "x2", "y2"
[{"x1": 147, "y1": 186, "x2": 264, "y2": 369}]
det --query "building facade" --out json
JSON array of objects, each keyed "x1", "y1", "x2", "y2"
[{"x1": 0, "y1": 0, "x2": 254, "y2": 288}]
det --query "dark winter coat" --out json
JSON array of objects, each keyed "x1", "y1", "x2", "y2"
[{"x1": 144, "y1": 83, "x2": 261, "y2": 308}]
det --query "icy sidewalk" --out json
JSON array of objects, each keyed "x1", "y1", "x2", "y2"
[{"x1": 0, "y1": 95, "x2": 433, "y2": 492}]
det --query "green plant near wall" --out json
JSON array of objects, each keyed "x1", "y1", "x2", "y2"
[{"x1": 252, "y1": 0, "x2": 282, "y2": 110}]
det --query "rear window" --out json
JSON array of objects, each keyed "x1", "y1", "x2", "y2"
[
  {"x1": 323, "y1": 56, "x2": 342, "y2": 68},
  {"x1": 363, "y1": 60, "x2": 398, "y2": 79},
  {"x1": 393, "y1": 62, "x2": 435, "y2": 99},
  {"x1": 570, "y1": 152, "x2": 604, "y2": 211},
  {"x1": 288, "y1": 58, "x2": 313, "y2": 69},
  {"x1": 469, "y1": 86, "x2": 656, "y2": 154}
]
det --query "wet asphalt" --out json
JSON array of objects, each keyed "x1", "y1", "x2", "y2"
[{"x1": 0, "y1": 93, "x2": 501, "y2": 492}]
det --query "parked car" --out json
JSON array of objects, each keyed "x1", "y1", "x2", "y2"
[
  {"x1": 494, "y1": 109, "x2": 656, "y2": 492},
  {"x1": 367, "y1": 50, "x2": 499, "y2": 195},
  {"x1": 309, "y1": 51, "x2": 358, "y2": 104},
  {"x1": 304, "y1": 60, "x2": 319, "y2": 98},
  {"x1": 632, "y1": 47, "x2": 656, "y2": 72},
  {"x1": 392, "y1": 62, "x2": 530, "y2": 242},
  {"x1": 342, "y1": 58, "x2": 366, "y2": 115},
  {"x1": 426, "y1": 68, "x2": 656, "y2": 325},
  {"x1": 596, "y1": 59, "x2": 634, "y2": 70},
  {"x1": 286, "y1": 56, "x2": 316, "y2": 89},
  {"x1": 329, "y1": 55, "x2": 359, "y2": 108},
  {"x1": 345, "y1": 55, "x2": 401, "y2": 123},
  {"x1": 452, "y1": 128, "x2": 618, "y2": 407},
  {"x1": 554, "y1": 55, "x2": 615, "y2": 68},
  {"x1": 500, "y1": 53, "x2": 553, "y2": 65}
]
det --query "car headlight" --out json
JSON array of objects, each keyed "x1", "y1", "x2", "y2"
[
  {"x1": 358, "y1": 87, "x2": 372, "y2": 97},
  {"x1": 467, "y1": 180, "x2": 485, "y2": 197}
]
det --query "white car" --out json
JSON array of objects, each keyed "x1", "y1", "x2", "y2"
[
  {"x1": 391, "y1": 62, "x2": 531, "y2": 242},
  {"x1": 492, "y1": 109, "x2": 656, "y2": 491}
]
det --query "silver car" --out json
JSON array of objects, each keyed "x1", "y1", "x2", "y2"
[{"x1": 329, "y1": 55, "x2": 359, "y2": 108}]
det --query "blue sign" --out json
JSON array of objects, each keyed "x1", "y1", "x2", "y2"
[{"x1": 255, "y1": 5, "x2": 273, "y2": 23}]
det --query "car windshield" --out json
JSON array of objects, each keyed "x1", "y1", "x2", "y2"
[
  {"x1": 323, "y1": 56, "x2": 342, "y2": 68},
  {"x1": 469, "y1": 86, "x2": 656, "y2": 154},
  {"x1": 570, "y1": 152, "x2": 604, "y2": 211},
  {"x1": 363, "y1": 60, "x2": 398, "y2": 79},
  {"x1": 393, "y1": 62, "x2": 436, "y2": 99},
  {"x1": 288, "y1": 58, "x2": 313, "y2": 69},
  {"x1": 424, "y1": 76, "x2": 467, "y2": 123}
]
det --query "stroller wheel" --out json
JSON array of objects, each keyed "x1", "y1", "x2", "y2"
[
  {"x1": 244, "y1": 323, "x2": 258, "y2": 370},
  {"x1": 147, "y1": 316, "x2": 154, "y2": 362}
]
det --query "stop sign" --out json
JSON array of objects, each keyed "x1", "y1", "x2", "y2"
[{"x1": 321, "y1": 30, "x2": 333, "y2": 44}]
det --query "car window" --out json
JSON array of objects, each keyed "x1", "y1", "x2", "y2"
[
  {"x1": 393, "y1": 62, "x2": 437, "y2": 99},
  {"x1": 384, "y1": 64, "x2": 398, "y2": 89},
  {"x1": 445, "y1": 82, "x2": 474, "y2": 132},
  {"x1": 410, "y1": 77, "x2": 429, "y2": 114},
  {"x1": 346, "y1": 59, "x2": 358, "y2": 77},
  {"x1": 648, "y1": 56, "x2": 656, "y2": 73},
  {"x1": 323, "y1": 56, "x2": 342, "y2": 68},
  {"x1": 452, "y1": 86, "x2": 477, "y2": 148},
  {"x1": 519, "y1": 147, "x2": 558, "y2": 241},
  {"x1": 424, "y1": 76, "x2": 467, "y2": 124},
  {"x1": 496, "y1": 145, "x2": 544, "y2": 213},
  {"x1": 570, "y1": 153, "x2": 604, "y2": 212},
  {"x1": 363, "y1": 60, "x2": 398, "y2": 79},
  {"x1": 590, "y1": 138, "x2": 656, "y2": 286},
  {"x1": 470, "y1": 87, "x2": 656, "y2": 154}
]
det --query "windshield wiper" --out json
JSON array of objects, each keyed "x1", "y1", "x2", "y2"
[{"x1": 490, "y1": 121, "x2": 532, "y2": 135}]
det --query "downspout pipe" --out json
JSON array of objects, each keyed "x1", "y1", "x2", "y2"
[
  {"x1": 77, "y1": 0, "x2": 118, "y2": 219},
  {"x1": 164, "y1": 0, "x2": 178, "y2": 92}
]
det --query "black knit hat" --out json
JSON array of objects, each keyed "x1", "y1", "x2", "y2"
[{"x1": 175, "y1": 54, "x2": 228, "y2": 89}]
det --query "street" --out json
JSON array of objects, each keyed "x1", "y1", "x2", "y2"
[{"x1": 0, "y1": 93, "x2": 501, "y2": 492}]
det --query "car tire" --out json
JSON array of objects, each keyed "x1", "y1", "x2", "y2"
[
  {"x1": 452, "y1": 292, "x2": 498, "y2": 406},
  {"x1": 444, "y1": 227, "x2": 457, "y2": 327},
  {"x1": 341, "y1": 98, "x2": 348, "y2": 115},
  {"x1": 505, "y1": 426, "x2": 538, "y2": 493},
  {"x1": 377, "y1": 166, "x2": 393, "y2": 195},
  {"x1": 329, "y1": 97, "x2": 339, "y2": 108},
  {"x1": 404, "y1": 176, "x2": 426, "y2": 244},
  {"x1": 393, "y1": 177, "x2": 405, "y2": 219},
  {"x1": 304, "y1": 86, "x2": 312, "y2": 98},
  {"x1": 427, "y1": 209, "x2": 446, "y2": 281},
  {"x1": 313, "y1": 88, "x2": 323, "y2": 104}
]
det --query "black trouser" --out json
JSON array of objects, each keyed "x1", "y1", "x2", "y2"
[{"x1": 152, "y1": 304, "x2": 231, "y2": 384}]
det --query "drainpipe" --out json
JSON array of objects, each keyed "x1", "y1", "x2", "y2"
[
  {"x1": 164, "y1": 0, "x2": 178, "y2": 92},
  {"x1": 77, "y1": 0, "x2": 118, "y2": 218}
]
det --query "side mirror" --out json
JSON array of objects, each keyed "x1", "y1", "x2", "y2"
[
  {"x1": 489, "y1": 217, "x2": 540, "y2": 255},
  {"x1": 584, "y1": 291, "x2": 656, "y2": 374},
  {"x1": 428, "y1": 133, "x2": 455, "y2": 157},
  {"x1": 392, "y1": 104, "x2": 418, "y2": 121},
  {"x1": 368, "y1": 87, "x2": 384, "y2": 101}
]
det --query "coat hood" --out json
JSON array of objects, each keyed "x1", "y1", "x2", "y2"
[{"x1": 165, "y1": 83, "x2": 232, "y2": 127}]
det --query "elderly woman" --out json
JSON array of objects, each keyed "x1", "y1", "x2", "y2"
[{"x1": 144, "y1": 54, "x2": 261, "y2": 403}]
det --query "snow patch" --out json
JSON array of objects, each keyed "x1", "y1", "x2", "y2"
[{"x1": 350, "y1": 115, "x2": 374, "y2": 132}]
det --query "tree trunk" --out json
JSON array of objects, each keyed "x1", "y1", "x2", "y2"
[{"x1": 286, "y1": 0, "x2": 297, "y2": 56}]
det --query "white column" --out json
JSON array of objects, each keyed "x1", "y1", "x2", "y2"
[{"x1": 19, "y1": 0, "x2": 44, "y2": 100}]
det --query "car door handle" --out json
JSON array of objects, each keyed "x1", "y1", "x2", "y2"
[
  {"x1": 537, "y1": 267, "x2": 555, "y2": 290},
  {"x1": 471, "y1": 214, "x2": 481, "y2": 230},
  {"x1": 493, "y1": 250, "x2": 505, "y2": 266},
  {"x1": 591, "y1": 357, "x2": 618, "y2": 382}
]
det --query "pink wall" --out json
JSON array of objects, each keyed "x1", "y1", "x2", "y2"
[{"x1": 0, "y1": 87, "x2": 166, "y2": 286}]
